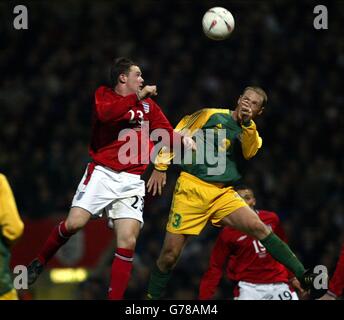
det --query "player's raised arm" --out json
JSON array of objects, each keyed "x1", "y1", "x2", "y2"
[
  {"x1": 95, "y1": 86, "x2": 138, "y2": 122},
  {"x1": 240, "y1": 120, "x2": 263, "y2": 159},
  {"x1": 95, "y1": 58, "x2": 158, "y2": 123},
  {"x1": 137, "y1": 85, "x2": 158, "y2": 100}
]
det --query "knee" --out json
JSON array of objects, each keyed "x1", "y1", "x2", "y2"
[
  {"x1": 65, "y1": 208, "x2": 90, "y2": 233},
  {"x1": 117, "y1": 235, "x2": 137, "y2": 250},
  {"x1": 65, "y1": 218, "x2": 84, "y2": 233},
  {"x1": 158, "y1": 247, "x2": 179, "y2": 271}
]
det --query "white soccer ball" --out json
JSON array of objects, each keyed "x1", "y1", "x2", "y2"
[{"x1": 202, "y1": 7, "x2": 235, "y2": 40}]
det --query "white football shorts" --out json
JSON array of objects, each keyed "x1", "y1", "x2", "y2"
[
  {"x1": 235, "y1": 281, "x2": 299, "y2": 300},
  {"x1": 71, "y1": 163, "x2": 145, "y2": 225}
]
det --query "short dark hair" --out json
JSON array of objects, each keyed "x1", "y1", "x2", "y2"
[
  {"x1": 243, "y1": 86, "x2": 268, "y2": 108},
  {"x1": 234, "y1": 184, "x2": 253, "y2": 192},
  {"x1": 110, "y1": 57, "x2": 137, "y2": 87}
]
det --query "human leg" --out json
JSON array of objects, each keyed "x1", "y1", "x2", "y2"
[
  {"x1": 147, "y1": 173, "x2": 225, "y2": 299},
  {"x1": 107, "y1": 218, "x2": 141, "y2": 300},
  {"x1": 219, "y1": 206, "x2": 306, "y2": 281},
  {"x1": 27, "y1": 207, "x2": 91, "y2": 285},
  {"x1": 37, "y1": 207, "x2": 91, "y2": 264},
  {"x1": 147, "y1": 232, "x2": 189, "y2": 299}
]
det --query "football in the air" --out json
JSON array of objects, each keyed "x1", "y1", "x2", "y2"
[{"x1": 202, "y1": 7, "x2": 235, "y2": 40}]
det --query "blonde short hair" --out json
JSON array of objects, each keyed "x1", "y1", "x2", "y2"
[{"x1": 243, "y1": 86, "x2": 268, "y2": 108}]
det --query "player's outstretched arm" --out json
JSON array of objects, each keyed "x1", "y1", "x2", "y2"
[
  {"x1": 95, "y1": 85, "x2": 157, "y2": 123},
  {"x1": 147, "y1": 169, "x2": 167, "y2": 196}
]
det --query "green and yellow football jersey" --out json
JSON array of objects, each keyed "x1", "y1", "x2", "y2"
[{"x1": 155, "y1": 108, "x2": 262, "y2": 184}]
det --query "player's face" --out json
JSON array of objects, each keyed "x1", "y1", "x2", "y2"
[
  {"x1": 237, "y1": 189, "x2": 256, "y2": 209},
  {"x1": 125, "y1": 65, "x2": 144, "y2": 93},
  {"x1": 238, "y1": 89, "x2": 264, "y2": 119}
]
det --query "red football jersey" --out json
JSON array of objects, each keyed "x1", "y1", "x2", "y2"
[
  {"x1": 89, "y1": 86, "x2": 178, "y2": 175},
  {"x1": 328, "y1": 243, "x2": 344, "y2": 297},
  {"x1": 199, "y1": 210, "x2": 292, "y2": 299}
]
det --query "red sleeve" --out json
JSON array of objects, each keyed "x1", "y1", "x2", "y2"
[
  {"x1": 95, "y1": 86, "x2": 138, "y2": 123},
  {"x1": 148, "y1": 100, "x2": 173, "y2": 132},
  {"x1": 329, "y1": 243, "x2": 344, "y2": 297},
  {"x1": 199, "y1": 230, "x2": 232, "y2": 300},
  {"x1": 149, "y1": 100, "x2": 183, "y2": 148}
]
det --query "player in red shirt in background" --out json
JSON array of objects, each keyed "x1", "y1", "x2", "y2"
[
  {"x1": 319, "y1": 243, "x2": 344, "y2": 300},
  {"x1": 27, "y1": 57, "x2": 194, "y2": 300},
  {"x1": 199, "y1": 185, "x2": 305, "y2": 300}
]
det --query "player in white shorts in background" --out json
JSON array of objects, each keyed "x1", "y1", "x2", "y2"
[
  {"x1": 199, "y1": 185, "x2": 305, "y2": 300},
  {"x1": 26, "y1": 57, "x2": 194, "y2": 299}
]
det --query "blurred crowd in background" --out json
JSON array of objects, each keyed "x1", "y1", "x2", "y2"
[{"x1": 1, "y1": 0, "x2": 343, "y2": 299}]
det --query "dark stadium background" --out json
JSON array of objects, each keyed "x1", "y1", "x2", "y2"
[{"x1": 0, "y1": 0, "x2": 343, "y2": 299}]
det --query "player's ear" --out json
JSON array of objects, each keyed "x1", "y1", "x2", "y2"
[
  {"x1": 118, "y1": 73, "x2": 127, "y2": 84},
  {"x1": 257, "y1": 107, "x2": 264, "y2": 116},
  {"x1": 237, "y1": 95, "x2": 242, "y2": 105}
]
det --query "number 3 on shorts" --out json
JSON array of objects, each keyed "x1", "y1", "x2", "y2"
[{"x1": 171, "y1": 213, "x2": 182, "y2": 229}]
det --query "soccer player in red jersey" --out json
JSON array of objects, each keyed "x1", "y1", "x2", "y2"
[
  {"x1": 319, "y1": 243, "x2": 344, "y2": 300},
  {"x1": 199, "y1": 186, "x2": 305, "y2": 300},
  {"x1": 27, "y1": 57, "x2": 194, "y2": 299}
]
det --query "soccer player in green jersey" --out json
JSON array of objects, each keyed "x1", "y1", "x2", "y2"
[{"x1": 146, "y1": 86, "x2": 318, "y2": 299}]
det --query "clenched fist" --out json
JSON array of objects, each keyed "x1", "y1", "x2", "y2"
[{"x1": 137, "y1": 85, "x2": 158, "y2": 100}]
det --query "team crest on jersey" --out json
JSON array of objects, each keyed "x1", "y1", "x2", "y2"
[{"x1": 142, "y1": 102, "x2": 150, "y2": 113}]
